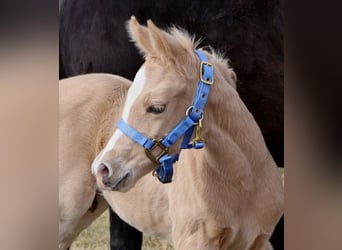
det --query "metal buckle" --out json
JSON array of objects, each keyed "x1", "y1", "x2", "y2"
[
  {"x1": 145, "y1": 139, "x2": 169, "y2": 164},
  {"x1": 200, "y1": 61, "x2": 214, "y2": 85}
]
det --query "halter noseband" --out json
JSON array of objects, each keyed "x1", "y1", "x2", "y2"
[{"x1": 117, "y1": 50, "x2": 214, "y2": 183}]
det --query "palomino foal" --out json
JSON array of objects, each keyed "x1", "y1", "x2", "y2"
[
  {"x1": 92, "y1": 17, "x2": 284, "y2": 249},
  {"x1": 59, "y1": 74, "x2": 131, "y2": 249}
]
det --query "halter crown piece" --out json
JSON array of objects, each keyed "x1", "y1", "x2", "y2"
[{"x1": 117, "y1": 50, "x2": 214, "y2": 183}]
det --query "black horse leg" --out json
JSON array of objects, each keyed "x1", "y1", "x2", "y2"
[
  {"x1": 269, "y1": 214, "x2": 284, "y2": 250},
  {"x1": 109, "y1": 207, "x2": 143, "y2": 250}
]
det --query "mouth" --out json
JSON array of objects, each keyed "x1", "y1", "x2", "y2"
[{"x1": 105, "y1": 172, "x2": 131, "y2": 191}]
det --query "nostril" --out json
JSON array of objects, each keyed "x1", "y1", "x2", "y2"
[
  {"x1": 101, "y1": 165, "x2": 109, "y2": 184},
  {"x1": 96, "y1": 163, "x2": 113, "y2": 186}
]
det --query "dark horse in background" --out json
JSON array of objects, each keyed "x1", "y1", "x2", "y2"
[{"x1": 59, "y1": 0, "x2": 284, "y2": 249}]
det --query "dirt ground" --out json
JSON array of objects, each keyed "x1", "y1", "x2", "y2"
[{"x1": 70, "y1": 210, "x2": 173, "y2": 250}]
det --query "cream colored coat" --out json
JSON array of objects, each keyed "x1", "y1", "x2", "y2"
[{"x1": 59, "y1": 73, "x2": 130, "y2": 249}]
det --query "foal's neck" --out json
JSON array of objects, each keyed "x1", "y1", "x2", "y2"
[{"x1": 202, "y1": 77, "x2": 273, "y2": 178}]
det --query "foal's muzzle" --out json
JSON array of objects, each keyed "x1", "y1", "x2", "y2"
[{"x1": 95, "y1": 161, "x2": 131, "y2": 191}]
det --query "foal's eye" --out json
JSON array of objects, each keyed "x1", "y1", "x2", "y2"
[{"x1": 146, "y1": 104, "x2": 166, "y2": 114}]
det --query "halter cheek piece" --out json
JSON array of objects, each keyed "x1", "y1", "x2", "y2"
[{"x1": 117, "y1": 50, "x2": 214, "y2": 183}]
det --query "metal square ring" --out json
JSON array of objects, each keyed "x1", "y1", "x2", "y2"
[
  {"x1": 200, "y1": 61, "x2": 214, "y2": 85},
  {"x1": 144, "y1": 139, "x2": 169, "y2": 164}
]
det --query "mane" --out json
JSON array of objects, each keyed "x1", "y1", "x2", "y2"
[
  {"x1": 169, "y1": 27, "x2": 230, "y2": 64},
  {"x1": 168, "y1": 26, "x2": 236, "y2": 88},
  {"x1": 168, "y1": 26, "x2": 201, "y2": 53}
]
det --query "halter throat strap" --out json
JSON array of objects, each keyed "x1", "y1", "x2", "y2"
[{"x1": 117, "y1": 50, "x2": 213, "y2": 183}]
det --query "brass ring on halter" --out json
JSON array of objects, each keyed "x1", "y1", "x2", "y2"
[
  {"x1": 185, "y1": 105, "x2": 193, "y2": 116},
  {"x1": 185, "y1": 105, "x2": 204, "y2": 120}
]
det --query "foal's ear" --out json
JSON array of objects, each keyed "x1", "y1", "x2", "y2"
[
  {"x1": 147, "y1": 20, "x2": 174, "y2": 61},
  {"x1": 127, "y1": 16, "x2": 153, "y2": 57},
  {"x1": 129, "y1": 17, "x2": 194, "y2": 71},
  {"x1": 147, "y1": 19, "x2": 190, "y2": 64}
]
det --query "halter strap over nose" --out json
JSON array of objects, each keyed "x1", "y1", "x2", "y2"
[{"x1": 117, "y1": 50, "x2": 214, "y2": 183}]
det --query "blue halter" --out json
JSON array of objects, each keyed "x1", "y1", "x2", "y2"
[{"x1": 117, "y1": 50, "x2": 214, "y2": 183}]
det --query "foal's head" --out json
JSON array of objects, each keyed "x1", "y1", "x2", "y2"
[{"x1": 92, "y1": 16, "x2": 236, "y2": 191}]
